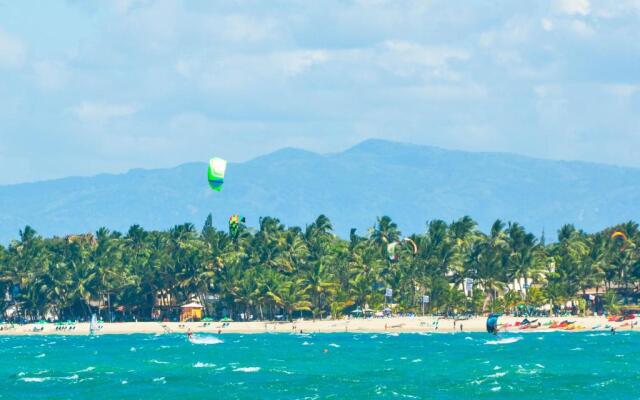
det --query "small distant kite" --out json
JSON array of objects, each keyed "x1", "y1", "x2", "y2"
[
  {"x1": 611, "y1": 231, "x2": 628, "y2": 251},
  {"x1": 611, "y1": 231, "x2": 627, "y2": 241},
  {"x1": 387, "y1": 238, "x2": 418, "y2": 261},
  {"x1": 229, "y1": 214, "x2": 246, "y2": 236},
  {"x1": 208, "y1": 157, "x2": 227, "y2": 192}
]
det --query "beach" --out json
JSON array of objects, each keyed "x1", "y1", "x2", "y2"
[{"x1": 1, "y1": 315, "x2": 635, "y2": 336}]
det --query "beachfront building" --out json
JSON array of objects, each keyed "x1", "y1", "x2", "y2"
[{"x1": 180, "y1": 302, "x2": 204, "y2": 322}]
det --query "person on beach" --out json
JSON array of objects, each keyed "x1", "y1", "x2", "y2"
[{"x1": 187, "y1": 328, "x2": 193, "y2": 340}]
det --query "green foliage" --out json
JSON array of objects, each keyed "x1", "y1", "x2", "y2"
[
  {"x1": 603, "y1": 292, "x2": 621, "y2": 315},
  {"x1": 1, "y1": 216, "x2": 639, "y2": 322}
]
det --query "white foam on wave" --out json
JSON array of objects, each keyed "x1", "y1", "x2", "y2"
[
  {"x1": 35, "y1": 353, "x2": 46, "y2": 358},
  {"x1": 302, "y1": 341, "x2": 313, "y2": 346},
  {"x1": 60, "y1": 374, "x2": 79, "y2": 381},
  {"x1": 486, "y1": 371, "x2": 508, "y2": 378},
  {"x1": 20, "y1": 377, "x2": 50, "y2": 383},
  {"x1": 150, "y1": 359, "x2": 170, "y2": 365},
  {"x1": 411, "y1": 359, "x2": 422, "y2": 363},
  {"x1": 153, "y1": 377, "x2": 166, "y2": 383},
  {"x1": 189, "y1": 335, "x2": 223, "y2": 345},
  {"x1": 193, "y1": 362, "x2": 216, "y2": 368},
  {"x1": 328, "y1": 343, "x2": 340, "y2": 348},
  {"x1": 484, "y1": 337, "x2": 522, "y2": 345},
  {"x1": 74, "y1": 367, "x2": 95, "y2": 373},
  {"x1": 516, "y1": 365, "x2": 540, "y2": 375},
  {"x1": 272, "y1": 369, "x2": 293, "y2": 375},
  {"x1": 233, "y1": 367, "x2": 261, "y2": 373}
]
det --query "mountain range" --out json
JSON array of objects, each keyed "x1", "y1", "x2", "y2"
[{"x1": 0, "y1": 139, "x2": 638, "y2": 243}]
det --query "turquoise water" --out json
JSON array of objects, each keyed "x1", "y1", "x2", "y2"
[{"x1": 1, "y1": 331, "x2": 638, "y2": 399}]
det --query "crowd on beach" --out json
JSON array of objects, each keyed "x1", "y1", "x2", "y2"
[{"x1": 2, "y1": 313, "x2": 639, "y2": 336}]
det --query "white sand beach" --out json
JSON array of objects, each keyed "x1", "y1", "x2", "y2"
[{"x1": 1, "y1": 316, "x2": 636, "y2": 336}]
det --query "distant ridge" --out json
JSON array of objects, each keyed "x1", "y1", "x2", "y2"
[{"x1": 0, "y1": 139, "x2": 638, "y2": 242}]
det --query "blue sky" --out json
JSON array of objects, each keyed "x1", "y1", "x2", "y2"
[{"x1": 0, "y1": 0, "x2": 638, "y2": 184}]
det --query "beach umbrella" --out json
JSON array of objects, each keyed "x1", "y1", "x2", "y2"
[{"x1": 220, "y1": 317, "x2": 232, "y2": 322}]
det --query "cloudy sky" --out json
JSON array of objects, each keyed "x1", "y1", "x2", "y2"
[{"x1": 0, "y1": 0, "x2": 638, "y2": 184}]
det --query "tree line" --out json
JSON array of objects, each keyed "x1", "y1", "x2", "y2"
[{"x1": 0, "y1": 214, "x2": 638, "y2": 322}]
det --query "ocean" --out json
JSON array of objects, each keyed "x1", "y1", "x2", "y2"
[{"x1": 1, "y1": 331, "x2": 638, "y2": 399}]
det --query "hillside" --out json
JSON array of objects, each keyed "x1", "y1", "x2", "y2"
[{"x1": 0, "y1": 139, "x2": 638, "y2": 242}]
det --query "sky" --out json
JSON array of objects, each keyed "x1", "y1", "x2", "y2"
[{"x1": 0, "y1": 0, "x2": 638, "y2": 184}]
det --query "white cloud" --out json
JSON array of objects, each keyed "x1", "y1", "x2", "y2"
[
  {"x1": 219, "y1": 15, "x2": 279, "y2": 44},
  {"x1": 32, "y1": 61, "x2": 69, "y2": 90},
  {"x1": 541, "y1": 18, "x2": 554, "y2": 31},
  {"x1": 111, "y1": 0, "x2": 146, "y2": 15},
  {"x1": 570, "y1": 19, "x2": 595, "y2": 36},
  {"x1": 278, "y1": 50, "x2": 329, "y2": 76},
  {"x1": 479, "y1": 17, "x2": 534, "y2": 48},
  {"x1": 0, "y1": 28, "x2": 26, "y2": 68},
  {"x1": 603, "y1": 84, "x2": 640, "y2": 98},
  {"x1": 590, "y1": 0, "x2": 640, "y2": 18},
  {"x1": 554, "y1": 0, "x2": 590, "y2": 16},
  {"x1": 378, "y1": 40, "x2": 469, "y2": 81},
  {"x1": 70, "y1": 102, "x2": 139, "y2": 124}
]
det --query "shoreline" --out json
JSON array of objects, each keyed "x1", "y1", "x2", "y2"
[{"x1": 0, "y1": 316, "x2": 636, "y2": 336}]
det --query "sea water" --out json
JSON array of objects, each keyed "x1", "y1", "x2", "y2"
[{"x1": 1, "y1": 331, "x2": 638, "y2": 399}]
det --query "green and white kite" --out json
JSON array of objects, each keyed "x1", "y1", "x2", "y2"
[{"x1": 208, "y1": 157, "x2": 227, "y2": 191}]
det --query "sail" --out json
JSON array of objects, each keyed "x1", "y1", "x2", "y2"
[{"x1": 89, "y1": 313, "x2": 98, "y2": 335}]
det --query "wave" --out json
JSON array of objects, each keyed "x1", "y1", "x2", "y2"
[
  {"x1": 74, "y1": 366, "x2": 95, "y2": 373},
  {"x1": 189, "y1": 335, "x2": 223, "y2": 345},
  {"x1": 193, "y1": 362, "x2": 216, "y2": 368},
  {"x1": 233, "y1": 367, "x2": 261, "y2": 373},
  {"x1": 328, "y1": 343, "x2": 340, "y2": 348},
  {"x1": 484, "y1": 337, "x2": 522, "y2": 345},
  {"x1": 20, "y1": 377, "x2": 51, "y2": 383},
  {"x1": 150, "y1": 359, "x2": 170, "y2": 365}
]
